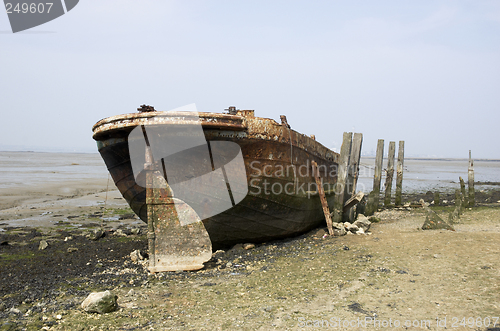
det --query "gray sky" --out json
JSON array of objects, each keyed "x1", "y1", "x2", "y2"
[{"x1": 1, "y1": 1, "x2": 499, "y2": 158}]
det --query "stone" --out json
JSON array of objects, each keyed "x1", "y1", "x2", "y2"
[
  {"x1": 353, "y1": 215, "x2": 371, "y2": 232},
  {"x1": 243, "y1": 243, "x2": 255, "y2": 250},
  {"x1": 88, "y1": 229, "x2": 104, "y2": 241},
  {"x1": 67, "y1": 247, "x2": 78, "y2": 253},
  {"x1": 211, "y1": 250, "x2": 225, "y2": 260},
  {"x1": 356, "y1": 228, "x2": 365, "y2": 235},
  {"x1": 114, "y1": 229, "x2": 127, "y2": 237},
  {"x1": 344, "y1": 222, "x2": 359, "y2": 233},
  {"x1": 364, "y1": 191, "x2": 378, "y2": 216},
  {"x1": 130, "y1": 250, "x2": 144, "y2": 262},
  {"x1": 81, "y1": 290, "x2": 118, "y2": 314},
  {"x1": 38, "y1": 240, "x2": 48, "y2": 250},
  {"x1": 130, "y1": 228, "x2": 141, "y2": 235},
  {"x1": 9, "y1": 307, "x2": 21, "y2": 315},
  {"x1": 419, "y1": 199, "x2": 430, "y2": 207},
  {"x1": 331, "y1": 222, "x2": 346, "y2": 236},
  {"x1": 422, "y1": 208, "x2": 455, "y2": 231}
]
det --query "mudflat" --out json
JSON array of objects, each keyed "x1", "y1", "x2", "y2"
[{"x1": 1, "y1": 199, "x2": 499, "y2": 330}]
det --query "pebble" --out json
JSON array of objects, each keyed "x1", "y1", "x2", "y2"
[
  {"x1": 9, "y1": 307, "x2": 21, "y2": 314},
  {"x1": 39, "y1": 240, "x2": 49, "y2": 250},
  {"x1": 243, "y1": 243, "x2": 255, "y2": 250}
]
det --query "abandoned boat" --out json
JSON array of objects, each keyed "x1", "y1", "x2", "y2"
[{"x1": 92, "y1": 106, "x2": 340, "y2": 247}]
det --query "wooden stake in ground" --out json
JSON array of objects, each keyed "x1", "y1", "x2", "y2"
[
  {"x1": 395, "y1": 141, "x2": 405, "y2": 206},
  {"x1": 459, "y1": 176, "x2": 469, "y2": 208},
  {"x1": 333, "y1": 132, "x2": 353, "y2": 224},
  {"x1": 312, "y1": 160, "x2": 334, "y2": 235},
  {"x1": 373, "y1": 139, "x2": 384, "y2": 207},
  {"x1": 384, "y1": 141, "x2": 396, "y2": 206},
  {"x1": 347, "y1": 133, "x2": 363, "y2": 221},
  {"x1": 468, "y1": 150, "x2": 475, "y2": 207}
]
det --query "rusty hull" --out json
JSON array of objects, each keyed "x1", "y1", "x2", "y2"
[{"x1": 93, "y1": 108, "x2": 340, "y2": 247}]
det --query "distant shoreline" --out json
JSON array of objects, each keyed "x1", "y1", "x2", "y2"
[{"x1": 1, "y1": 151, "x2": 499, "y2": 161}]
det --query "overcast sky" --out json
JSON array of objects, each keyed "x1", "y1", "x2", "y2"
[{"x1": 1, "y1": 1, "x2": 499, "y2": 158}]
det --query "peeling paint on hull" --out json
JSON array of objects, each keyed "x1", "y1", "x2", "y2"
[{"x1": 93, "y1": 109, "x2": 340, "y2": 247}]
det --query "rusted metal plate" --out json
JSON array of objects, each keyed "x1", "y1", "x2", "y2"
[
  {"x1": 146, "y1": 169, "x2": 212, "y2": 272},
  {"x1": 92, "y1": 111, "x2": 247, "y2": 140}
]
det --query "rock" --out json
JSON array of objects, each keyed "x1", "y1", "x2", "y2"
[
  {"x1": 353, "y1": 215, "x2": 371, "y2": 232},
  {"x1": 38, "y1": 240, "x2": 48, "y2": 250},
  {"x1": 114, "y1": 229, "x2": 127, "y2": 237},
  {"x1": 130, "y1": 250, "x2": 144, "y2": 262},
  {"x1": 81, "y1": 290, "x2": 118, "y2": 314},
  {"x1": 419, "y1": 199, "x2": 430, "y2": 207},
  {"x1": 64, "y1": 236, "x2": 72, "y2": 242},
  {"x1": 88, "y1": 229, "x2": 104, "y2": 241},
  {"x1": 422, "y1": 208, "x2": 455, "y2": 231},
  {"x1": 356, "y1": 228, "x2": 365, "y2": 235},
  {"x1": 227, "y1": 244, "x2": 244, "y2": 254},
  {"x1": 262, "y1": 305, "x2": 274, "y2": 312},
  {"x1": 243, "y1": 243, "x2": 255, "y2": 250},
  {"x1": 331, "y1": 222, "x2": 346, "y2": 236},
  {"x1": 344, "y1": 222, "x2": 359, "y2": 233},
  {"x1": 0, "y1": 301, "x2": 5, "y2": 312},
  {"x1": 130, "y1": 228, "x2": 141, "y2": 235},
  {"x1": 9, "y1": 307, "x2": 21, "y2": 315},
  {"x1": 311, "y1": 228, "x2": 327, "y2": 238},
  {"x1": 211, "y1": 250, "x2": 225, "y2": 260},
  {"x1": 67, "y1": 247, "x2": 78, "y2": 253}
]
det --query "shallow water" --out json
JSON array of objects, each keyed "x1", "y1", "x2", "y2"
[
  {"x1": 358, "y1": 157, "x2": 500, "y2": 194},
  {"x1": 0, "y1": 152, "x2": 499, "y2": 199},
  {"x1": 0, "y1": 151, "x2": 107, "y2": 189}
]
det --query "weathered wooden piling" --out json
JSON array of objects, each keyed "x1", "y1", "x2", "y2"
[
  {"x1": 373, "y1": 139, "x2": 384, "y2": 206},
  {"x1": 449, "y1": 189, "x2": 463, "y2": 223},
  {"x1": 468, "y1": 150, "x2": 475, "y2": 207},
  {"x1": 434, "y1": 192, "x2": 440, "y2": 206},
  {"x1": 395, "y1": 141, "x2": 405, "y2": 206},
  {"x1": 347, "y1": 133, "x2": 363, "y2": 221},
  {"x1": 365, "y1": 139, "x2": 384, "y2": 216},
  {"x1": 459, "y1": 176, "x2": 469, "y2": 208},
  {"x1": 311, "y1": 160, "x2": 334, "y2": 235},
  {"x1": 384, "y1": 141, "x2": 396, "y2": 206},
  {"x1": 333, "y1": 132, "x2": 352, "y2": 224}
]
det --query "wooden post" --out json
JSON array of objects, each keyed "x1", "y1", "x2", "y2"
[
  {"x1": 395, "y1": 141, "x2": 404, "y2": 206},
  {"x1": 434, "y1": 192, "x2": 440, "y2": 206},
  {"x1": 373, "y1": 140, "x2": 384, "y2": 203},
  {"x1": 468, "y1": 150, "x2": 475, "y2": 207},
  {"x1": 333, "y1": 132, "x2": 352, "y2": 224},
  {"x1": 384, "y1": 141, "x2": 396, "y2": 206},
  {"x1": 459, "y1": 176, "x2": 469, "y2": 209},
  {"x1": 311, "y1": 161, "x2": 334, "y2": 235},
  {"x1": 347, "y1": 133, "x2": 363, "y2": 221}
]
